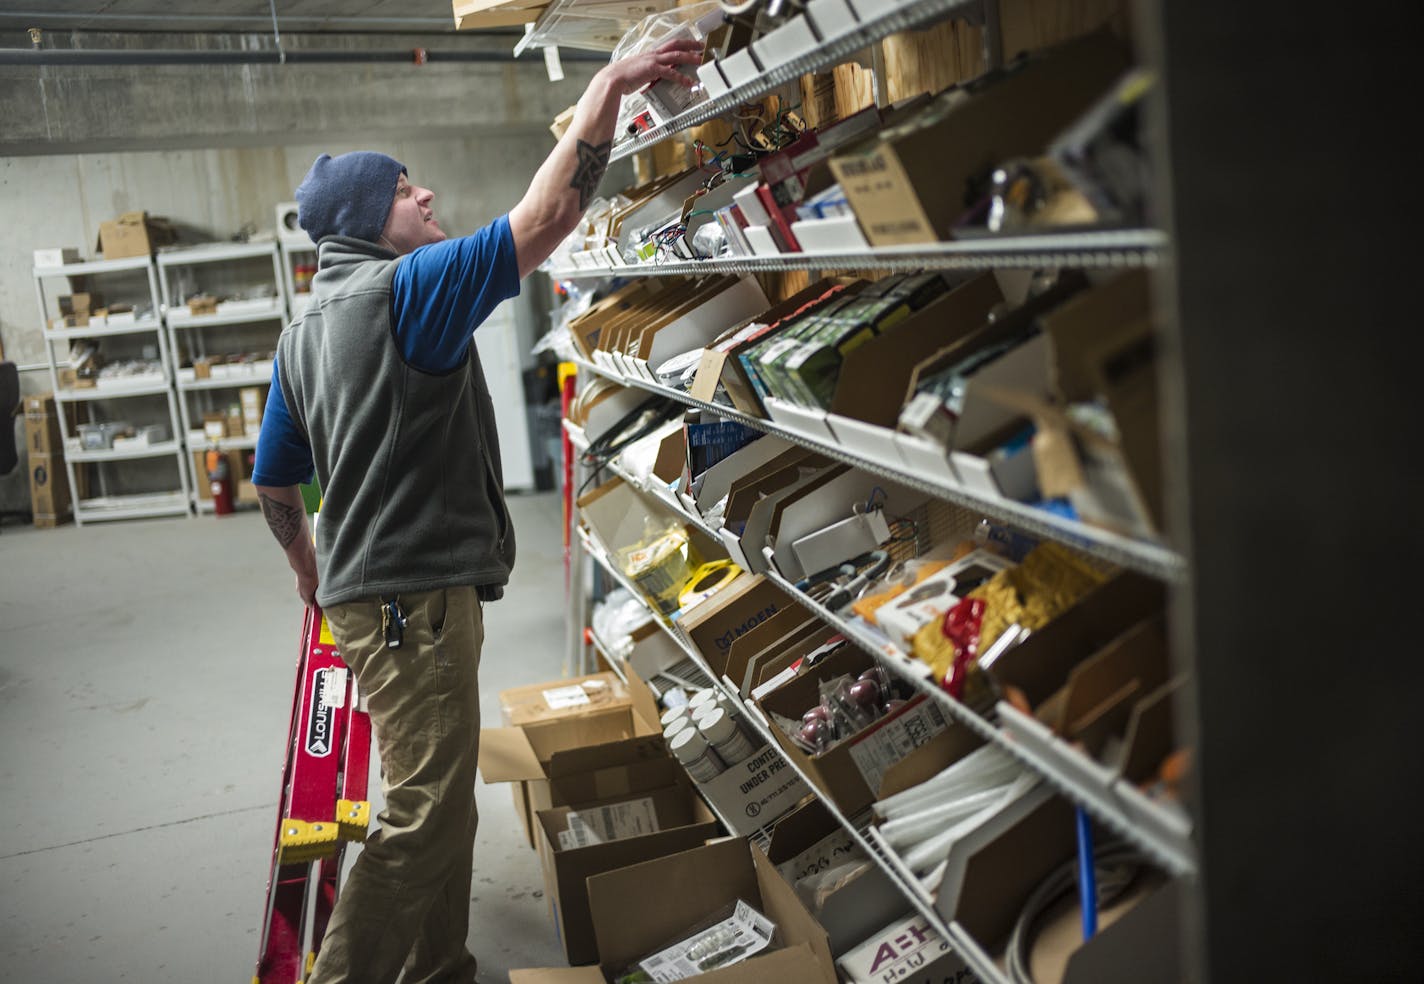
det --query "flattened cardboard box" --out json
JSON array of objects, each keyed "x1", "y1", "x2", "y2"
[
  {"x1": 512, "y1": 837, "x2": 837, "y2": 984},
  {"x1": 29, "y1": 452, "x2": 73, "y2": 517}
]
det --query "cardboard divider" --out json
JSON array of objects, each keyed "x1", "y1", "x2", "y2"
[
  {"x1": 720, "y1": 604, "x2": 824, "y2": 692},
  {"x1": 945, "y1": 795, "x2": 1184, "y2": 983},
  {"x1": 825, "y1": 273, "x2": 1004, "y2": 432},
  {"x1": 948, "y1": 795, "x2": 1077, "y2": 947},
  {"x1": 986, "y1": 573, "x2": 1165, "y2": 707}
]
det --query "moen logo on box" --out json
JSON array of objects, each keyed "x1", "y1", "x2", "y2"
[
  {"x1": 712, "y1": 604, "x2": 779, "y2": 653},
  {"x1": 305, "y1": 669, "x2": 338, "y2": 757}
]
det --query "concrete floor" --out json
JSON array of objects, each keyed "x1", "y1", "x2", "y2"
[{"x1": 0, "y1": 492, "x2": 572, "y2": 982}]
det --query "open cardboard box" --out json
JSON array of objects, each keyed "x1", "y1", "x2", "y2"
[
  {"x1": 752, "y1": 646, "x2": 950, "y2": 816},
  {"x1": 765, "y1": 798, "x2": 908, "y2": 954},
  {"x1": 942, "y1": 795, "x2": 1183, "y2": 984},
  {"x1": 674, "y1": 573, "x2": 794, "y2": 677},
  {"x1": 568, "y1": 281, "x2": 672, "y2": 361},
  {"x1": 820, "y1": 269, "x2": 1002, "y2": 462},
  {"x1": 480, "y1": 671, "x2": 661, "y2": 848},
  {"x1": 536, "y1": 783, "x2": 722, "y2": 965},
  {"x1": 511, "y1": 837, "x2": 838, "y2": 984},
  {"x1": 621, "y1": 670, "x2": 810, "y2": 836},
  {"x1": 828, "y1": 31, "x2": 1130, "y2": 245}
]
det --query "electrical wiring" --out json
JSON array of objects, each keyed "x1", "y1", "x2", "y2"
[
  {"x1": 1004, "y1": 842, "x2": 1152, "y2": 984},
  {"x1": 578, "y1": 396, "x2": 685, "y2": 494}
]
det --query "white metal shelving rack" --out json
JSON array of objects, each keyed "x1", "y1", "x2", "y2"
[
  {"x1": 32, "y1": 256, "x2": 192, "y2": 525},
  {"x1": 279, "y1": 237, "x2": 318, "y2": 322},
  {"x1": 157, "y1": 242, "x2": 287, "y2": 512},
  {"x1": 552, "y1": 4, "x2": 1190, "y2": 978}
]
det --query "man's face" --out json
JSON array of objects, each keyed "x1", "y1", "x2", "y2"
[{"x1": 380, "y1": 174, "x2": 446, "y2": 253}]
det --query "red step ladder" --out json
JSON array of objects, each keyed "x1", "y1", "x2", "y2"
[{"x1": 253, "y1": 605, "x2": 372, "y2": 984}]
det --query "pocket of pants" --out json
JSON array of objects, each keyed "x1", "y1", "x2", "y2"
[{"x1": 430, "y1": 590, "x2": 458, "y2": 695}]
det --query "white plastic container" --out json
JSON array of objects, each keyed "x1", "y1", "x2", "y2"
[
  {"x1": 670, "y1": 726, "x2": 726, "y2": 782},
  {"x1": 697, "y1": 707, "x2": 757, "y2": 766},
  {"x1": 663, "y1": 715, "x2": 694, "y2": 743},
  {"x1": 660, "y1": 705, "x2": 691, "y2": 730}
]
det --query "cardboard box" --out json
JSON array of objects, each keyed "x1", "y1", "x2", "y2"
[
  {"x1": 536, "y1": 785, "x2": 720, "y2": 965},
  {"x1": 767, "y1": 799, "x2": 908, "y2": 954},
  {"x1": 689, "y1": 737, "x2": 811, "y2": 836},
  {"x1": 479, "y1": 671, "x2": 660, "y2": 848},
  {"x1": 25, "y1": 414, "x2": 64, "y2": 457},
  {"x1": 674, "y1": 574, "x2": 792, "y2": 675},
  {"x1": 836, "y1": 913, "x2": 975, "y2": 984},
  {"x1": 829, "y1": 31, "x2": 1129, "y2": 245},
  {"x1": 95, "y1": 211, "x2": 176, "y2": 259},
  {"x1": 511, "y1": 837, "x2": 838, "y2": 984},
  {"x1": 754, "y1": 647, "x2": 950, "y2": 815},
  {"x1": 23, "y1": 396, "x2": 64, "y2": 456},
  {"x1": 29, "y1": 452, "x2": 73, "y2": 518}
]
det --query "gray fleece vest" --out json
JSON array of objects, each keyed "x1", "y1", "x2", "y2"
[{"x1": 276, "y1": 236, "x2": 515, "y2": 607}]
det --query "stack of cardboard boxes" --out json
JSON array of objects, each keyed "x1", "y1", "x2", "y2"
[{"x1": 23, "y1": 395, "x2": 77, "y2": 528}]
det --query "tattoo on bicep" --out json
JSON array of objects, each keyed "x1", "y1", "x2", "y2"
[
  {"x1": 570, "y1": 139, "x2": 612, "y2": 211},
  {"x1": 259, "y1": 493, "x2": 303, "y2": 549}
]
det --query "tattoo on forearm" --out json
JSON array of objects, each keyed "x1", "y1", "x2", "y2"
[
  {"x1": 259, "y1": 493, "x2": 303, "y2": 549},
  {"x1": 570, "y1": 139, "x2": 612, "y2": 211}
]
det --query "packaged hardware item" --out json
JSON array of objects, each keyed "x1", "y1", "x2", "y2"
[
  {"x1": 617, "y1": 522, "x2": 699, "y2": 614},
  {"x1": 783, "y1": 665, "x2": 912, "y2": 755},
  {"x1": 875, "y1": 549, "x2": 1015, "y2": 647},
  {"x1": 911, "y1": 542, "x2": 1107, "y2": 685},
  {"x1": 614, "y1": 900, "x2": 779, "y2": 983}
]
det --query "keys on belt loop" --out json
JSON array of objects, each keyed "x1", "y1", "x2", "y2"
[{"x1": 381, "y1": 598, "x2": 407, "y2": 650}]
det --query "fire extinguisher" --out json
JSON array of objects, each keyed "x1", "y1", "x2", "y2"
[{"x1": 207, "y1": 448, "x2": 234, "y2": 516}]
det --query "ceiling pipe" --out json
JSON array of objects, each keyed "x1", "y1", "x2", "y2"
[
  {"x1": 0, "y1": 47, "x2": 605, "y2": 66},
  {"x1": 0, "y1": 12, "x2": 476, "y2": 31}
]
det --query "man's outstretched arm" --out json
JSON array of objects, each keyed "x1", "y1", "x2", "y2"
[
  {"x1": 255, "y1": 483, "x2": 319, "y2": 607},
  {"x1": 508, "y1": 37, "x2": 703, "y2": 279}
]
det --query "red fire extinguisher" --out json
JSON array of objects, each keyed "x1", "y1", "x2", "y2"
[{"x1": 207, "y1": 448, "x2": 234, "y2": 516}]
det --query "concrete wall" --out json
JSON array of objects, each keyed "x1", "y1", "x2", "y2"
[{"x1": 0, "y1": 30, "x2": 610, "y2": 509}]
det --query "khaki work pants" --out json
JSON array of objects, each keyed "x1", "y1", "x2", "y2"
[{"x1": 309, "y1": 586, "x2": 484, "y2": 984}]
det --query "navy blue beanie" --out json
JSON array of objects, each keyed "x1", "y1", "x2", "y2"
[{"x1": 295, "y1": 151, "x2": 407, "y2": 244}]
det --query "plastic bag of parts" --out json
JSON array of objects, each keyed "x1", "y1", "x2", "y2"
[
  {"x1": 613, "y1": 899, "x2": 780, "y2": 983},
  {"x1": 615, "y1": 518, "x2": 699, "y2": 614},
  {"x1": 611, "y1": 2, "x2": 724, "y2": 137}
]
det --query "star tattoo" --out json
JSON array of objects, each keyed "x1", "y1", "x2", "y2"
[{"x1": 570, "y1": 139, "x2": 612, "y2": 211}]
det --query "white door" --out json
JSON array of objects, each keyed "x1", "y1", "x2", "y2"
[{"x1": 474, "y1": 301, "x2": 534, "y2": 491}]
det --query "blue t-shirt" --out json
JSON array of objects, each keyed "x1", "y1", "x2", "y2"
[{"x1": 251, "y1": 215, "x2": 520, "y2": 487}]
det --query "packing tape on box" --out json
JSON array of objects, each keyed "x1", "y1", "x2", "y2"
[{"x1": 678, "y1": 559, "x2": 741, "y2": 610}]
